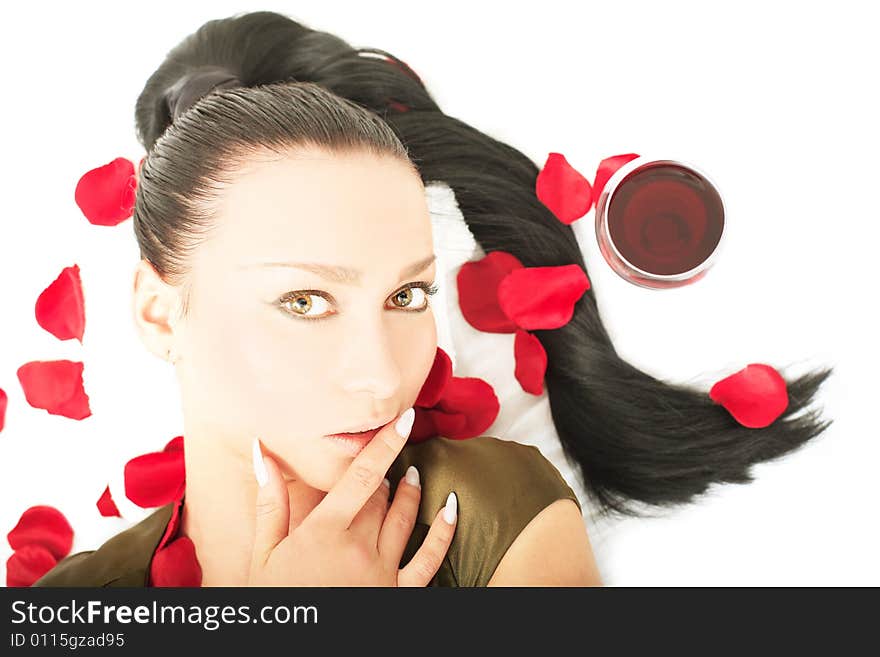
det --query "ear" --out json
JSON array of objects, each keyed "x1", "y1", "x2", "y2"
[{"x1": 132, "y1": 258, "x2": 182, "y2": 361}]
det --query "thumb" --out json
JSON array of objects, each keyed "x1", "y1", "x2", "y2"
[{"x1": 250, "y1": 437, "x2": 290, "y2": 569}]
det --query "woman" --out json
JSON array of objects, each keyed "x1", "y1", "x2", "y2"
[
  {"x1": 36, "y1": 6, "x2": 834, "y2": 586},
  {"x1": 34, "y1": 11, "x2": 601, "y2": 587}
]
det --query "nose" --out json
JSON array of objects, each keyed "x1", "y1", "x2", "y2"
[{"x1": 338, "y1": 316, "x2": 402, "y2": 402}]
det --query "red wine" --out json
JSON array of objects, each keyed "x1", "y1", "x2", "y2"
[{"x1": 598, "y1": 160, "x2": 725, "y2": 286}]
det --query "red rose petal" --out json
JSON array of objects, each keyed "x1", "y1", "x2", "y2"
[
  {"x1": 411, "y1": 346, "x2": 499, "y2": 443},
  {"x1": 410, "y1": 407, "x2": 469, "y2": 444},
  {"x1": 497, "y1": 264, "x2": 590, "y2": 330},
  {"x1": 35, "y1": 264, "x2": 86, "y2": 343},
  {"x1": 163, "y1": 435, "x2": 184, "y2": 453},
  {"x1": 124, "y1": 447, "x2": 186, "y2": 508},
  {"x1": 409, "y1": 408, "x2": 436, "y2": 442},
  {"x1": 149, "y1": 536, "x2": 202, "y2": 587},
  {"x1": 514, "y1": 330, "x2": 548, "y2": 395},
  {"x1": 430, "y1": 376, "x2": 499, "y2": 440},
  {"x1": 535, "y1": 153, "x2": 594, "y2": 225},
  {"x1": 16, "y1": 360, "x2": 91, "y2": 420},
  {"x1": 709, "y1": 363, "x2": 789, "y2": 428},
  {"x1": 154, "y1": 486, "x2": 187, "y2": 555},
  {"x1": 7, "y1": 505, "x2": 74, "y2": 560},
  {"x1": 457, "y1": 251, "x2": 524, "y2": 333},
  {"x1": 96, "y1": 485, "x2": 121, "y2": 518},
  {"x1": 415, "y1": 348, "x2": 453, "y2": 408},
  {"x1": 6, "y1": 544, "x2": 58, "y2": 587},
  {"x1": 428, "y1": 409, "x2": 471, "y2": 439},
  {"x1": 74, "y1": 157, "x2": 137, "y2": 226},
  {"x1": 0, "y1": 387, "x2": 7, "y2": 433},
  {"x1": 592, "y1": 153, "x2": 641, "y2": 205}
]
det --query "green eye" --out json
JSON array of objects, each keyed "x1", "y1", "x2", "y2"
[
  {"x1": 279, "y1": 291, "x2": 331, "y2": 318},
  {"x1": 277, "y1": 281, "x2": 439, "y2": 322}
]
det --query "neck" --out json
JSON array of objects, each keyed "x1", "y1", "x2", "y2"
[{"x1": 178, "y1": 429, "x2": 327, "y2": 587}]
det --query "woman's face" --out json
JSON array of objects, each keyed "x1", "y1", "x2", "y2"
[{"x1": 170, "y1": 148, "x2": 438, "y2": 491}]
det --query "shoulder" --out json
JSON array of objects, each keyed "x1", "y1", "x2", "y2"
[
  {"x1": 32, "y1": 504, "x2": 174, "y2": 587},
  {"x1": 486, "y1": 494, "x2": 602, "y2": 586},
  {"x1": 388, "y1": 435, "x2": 583, "y2": 586}
]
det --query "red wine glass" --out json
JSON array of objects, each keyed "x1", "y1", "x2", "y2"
[{"x1": 594, "y1": 155, "x2": 727, "y2": 289}]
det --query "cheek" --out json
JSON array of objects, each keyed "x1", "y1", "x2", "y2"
[
  {"x1": 183, "y1": 305, "x2": 328, "y2": 434},
  {"x1": 411, "y1": 311, "x2": 439, "y2": 397}
]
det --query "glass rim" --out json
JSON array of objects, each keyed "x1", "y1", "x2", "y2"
[{"x1": 595, "y1": 155, "x2": 728, "y2": 284}]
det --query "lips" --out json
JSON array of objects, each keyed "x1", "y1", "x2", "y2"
[
  {"x1": 336, "y1": 416, "x2": 395, "y2": 435},
  {"x1": 339, "y1": 425, "x2": 380, "y2": 435},
  {"x1": 324, "y1": 426, "x2": 384, "y2": 457},
  {"x1": 327, "y1": 427, "x2": 381, "y2": 440}
]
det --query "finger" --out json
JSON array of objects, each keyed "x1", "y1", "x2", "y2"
[
  {"x1": 249, "y1": 438, "x2": 290, "y2": 572},
  {"x1": 378, "y1": 466, "x2": 421, "y2": 567},
  {"x1": 348, "y1": 476, "x2": 391, "y2": 546},
  {"x1": 313, "y1": 407, "x2": 415, "y2": 531},
  {"x1": 398, "y1": 492, "x2": 458, "y2": 587}
]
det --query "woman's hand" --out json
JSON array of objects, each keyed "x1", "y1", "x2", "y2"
[{"x1": 246, "y1": 407, "x2": 458, "y2": 586}]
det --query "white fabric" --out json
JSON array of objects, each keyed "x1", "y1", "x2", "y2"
[{"x1": 426, "y1": 182, "x2": 594, "y2": 521}]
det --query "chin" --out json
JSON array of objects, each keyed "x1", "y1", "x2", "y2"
[
  {"x1": 290, "y1": 454, "x2": 352, "y2": 493},
  {"x1": 270, "y1": 435, "x2": 363, "y2": 491}
]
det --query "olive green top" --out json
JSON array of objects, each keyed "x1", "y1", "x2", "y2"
[{"x1": 33, "y1": 436, "x2": 581, "y2": 587}]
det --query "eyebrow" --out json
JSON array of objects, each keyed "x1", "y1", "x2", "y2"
[{"x1": 239, "y1": 253, "x2": 437, "y2": 285}]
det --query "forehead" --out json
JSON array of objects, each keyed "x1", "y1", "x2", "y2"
[{"x1": 203, "y1": 149, "x2": 431, "y2": 268}]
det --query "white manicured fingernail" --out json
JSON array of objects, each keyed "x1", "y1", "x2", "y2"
[
  {"x1": 252, "y1": 437, "x2": 268, "y2": 488},
  {"x1": 382, "y1": 477, "x2": 391, "y2": 488},
  {"x1": 443, "y1": 491, "x2": 457, "y2": 524},
  {"x1": 395, "y1": 407, "x2": 415, "y2": 438},
  {"x1": 405, "y1": 465, "x2": 420, "y2": 488}
]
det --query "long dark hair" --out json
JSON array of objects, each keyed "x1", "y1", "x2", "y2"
[{"x1": 133, "y1": 10, "x2": 834, "y2": 518}]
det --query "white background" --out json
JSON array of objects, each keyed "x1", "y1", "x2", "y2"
[{"x1": 0, "y1": 0, "x2": 877, "y2": 586}]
